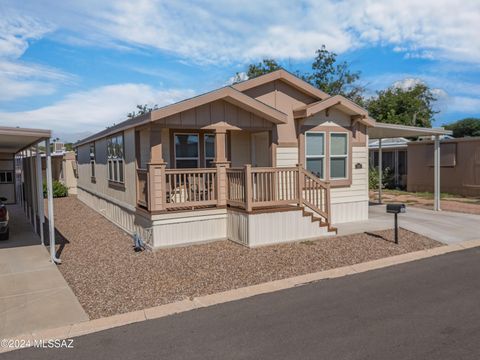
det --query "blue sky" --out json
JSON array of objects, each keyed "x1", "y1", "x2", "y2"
[{"x1": 1, "y1": 0, "x2": 479, "y2": 141}]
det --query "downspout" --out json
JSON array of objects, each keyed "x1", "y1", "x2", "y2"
[{"x1": 46, "y1": 138, "x2": 61, "y2": 264}]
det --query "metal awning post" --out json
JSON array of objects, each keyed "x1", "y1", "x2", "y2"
[
  {"x1": 378, "y1": 138, "x2": 383, "y2": 204},
  {"x1": 45, "y1": 139, "x2": 61, "y2": 264},
  {"x1": 434, "y1": 135, "x2": 441, "y2": 211},
  {"x1": 28, "y1": 148, "x2": 37, "y2": 234},
  {"x1": 36, "y1": 144, "x2": 45, "y2": 245}
]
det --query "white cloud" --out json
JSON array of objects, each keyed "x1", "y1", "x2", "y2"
[
  {"x1": 0, "y1": 84, "x2": 194, "y2": 133},
  {"x1": 226, "y1": 72, "x2": 248, "y2": 85},
  {"x1": 6, "y1": 0, "x2": 479, "y2": 64},
  {"x1": 393, "y1": 78, "x2": 425, "y2": 91},
  {"x1": 448, "y1": 96, "x2": 480, "y2": 114},
  {"x1": 0, "y1": 12, "x2": 74, "y2": 101}
]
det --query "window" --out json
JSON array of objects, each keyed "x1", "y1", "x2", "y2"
[
  {"x1": 175, "y1": 133, "x2": 199, "y2": 168},
  {"x1": 305, "y1": 132, "x2": 325, "y2": 178},
  {"x1": 89, "y1": 143, "x2": 95, "y2": 179},
  {"x1": 204, "y1": 133, "x2": 215, "y2": 167},
  {"x1": 330, "y1": 133, "x2": 348, "y2": 179},
  {"x1": 0, "y1": 171, "x2": 13, "y2": 184},
  {"x1": 107, "y1": 133, "x2": 124, "y2": 183}
]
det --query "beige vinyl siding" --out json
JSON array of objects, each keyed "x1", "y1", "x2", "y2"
[
  {"x1": 276, "y1": 147, "x2": 298, "y2": 167},
  {"x1": 330, "y1": 146, "x2": 369, "y2": 204},
  {"x1": 303, "y1": 108, "x2": 351, "y2": 128},
  {"x1": 77, "y1": 128, "x2": 137, "y2": 208}
]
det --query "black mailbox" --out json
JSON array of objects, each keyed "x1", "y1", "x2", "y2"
[
  {"x1": 386, "y1": 203, "x2": 406, "y2": 214},
  {"x1": 386, "y1": 203, "x2": 406, "y2": 244}
]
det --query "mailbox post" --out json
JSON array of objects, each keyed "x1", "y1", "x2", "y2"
[{"x1": 386, "y1": 204, "x2": 406, "y2": 244}]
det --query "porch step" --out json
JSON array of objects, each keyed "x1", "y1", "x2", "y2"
[{"x1": 301, "y1": 209, "x2": 337, "y2": 234}]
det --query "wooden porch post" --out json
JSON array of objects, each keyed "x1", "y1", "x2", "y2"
[
  {"x1": 244, "y1": 164, "x2": 253, "y2": 212},
  {"x1": 148, "y1": 123, "x2": 167, "y2": 212},
  {"x1": 213, "y1": 128, "x2": 229, "y2": 207},
  {"x1": 297, "y1": 164, "x2": 303, "y2": 207}
]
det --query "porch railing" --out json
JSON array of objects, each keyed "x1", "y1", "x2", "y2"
[
  {"x1": 137, "y1": 164, "x2": 331, "y2": 224},
  {"x1": 164, "y1": 168, "x2": 217, "y2": 210}
]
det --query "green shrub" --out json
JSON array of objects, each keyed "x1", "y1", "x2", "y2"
[
  {"x1": 369, "y1": 167, "x2": 394, "y2": 190},
  {"x1": 43, "y1": 180, "x2": 68, "y2": 198}
]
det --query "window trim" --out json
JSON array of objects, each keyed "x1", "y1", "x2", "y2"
[
  {"x1": 174, "y1": 132, "x2": 200, "y2": 168},
  {"x1": 305, "y1": 131, "x2": 326, "y2": 180},
  {"x1": 0, "y1": 170, "x2": 13, "y2": 184},
  {"x1": 329, "y1": 132, "x2": 349, "y2": 180},
  {"x1": 89, "y1": 142, "x2": 96, "y2": 182},
  {"x1": 106, "y1": 133, "x2": 125, "y2": 185}
]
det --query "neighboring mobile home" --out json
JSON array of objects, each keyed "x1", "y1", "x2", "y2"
[
  {"x1": 74, "y1": 70, "x2": 376, "y2": 248},
  {"x1": 407, "y1": 137, "x2": 480, "y2": 196}
]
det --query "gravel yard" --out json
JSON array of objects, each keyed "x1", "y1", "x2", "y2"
[{"x1": 52, "y1": 196, "x2": 441, "y2": 319}]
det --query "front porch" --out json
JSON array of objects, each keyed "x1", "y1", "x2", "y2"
[{"x1": 136, "y1": 165, "x2": 332, "y2": 225}]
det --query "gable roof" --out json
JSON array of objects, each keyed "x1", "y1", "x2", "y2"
[
  {"x1": 232, "y1": 69, "x2": 329, "y2": 100},
  {"x1": 151, "y1": 86, "x2": 287, "y2": 124},
  {"x1": 76, "y1": 86, "x2": 287, "y2": 146},
  {"x1": 293, "y1": 95, "x2": 375, "y2": 126}
]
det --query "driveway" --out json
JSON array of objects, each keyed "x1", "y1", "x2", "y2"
[
  {"x1": 4, "y1": 247, "x2": 480, "y2": 360},
  {"x1": 337, "y1": 204, "x2": 480, "y2": 244},
  {"x1": 0, "y1": 205, "x2": 88, "y2": 339}
]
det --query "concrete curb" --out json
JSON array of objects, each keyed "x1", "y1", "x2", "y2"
[{"x1": 2, "y1": 238, "x2": 479, "y2": 354}]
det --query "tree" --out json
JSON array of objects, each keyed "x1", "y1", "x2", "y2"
[
  {"x1": 127, "y1": 104, "x2": 159, "y2": 119},
  {"x1": 234, "y1": 46, "x2": 364, "y2": 102},
  {"x1": 444, "y1": 118, "x2": 480, "y2": 137},
  {"x1": 245, "y1": 59, "x2": 281, "y2": 79},
  {"x1": 305, "y1": 45, "x2": 364, "y2": 103},
  {"x1": 366, "y1": 83, "x2": 438, "y2": 127}
]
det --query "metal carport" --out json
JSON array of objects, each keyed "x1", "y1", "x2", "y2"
[
  {"x1": 368, "y1": 123, "x2": 453, "y2": 211},
  {"x1": 0, "y1": 126, "x2": 60, "y2": 263}
]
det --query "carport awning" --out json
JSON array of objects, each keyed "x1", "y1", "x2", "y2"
[
  {"x1": 368, "y1": 123, "x2": 452, "y2": 139},
  {"x1": 0, "y1": 126, "x2": 51, "y2": 154}
]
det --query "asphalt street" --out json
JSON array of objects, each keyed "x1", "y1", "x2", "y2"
[{"x1": 3, "y1": 247, "x2": 480, "y2": 360}]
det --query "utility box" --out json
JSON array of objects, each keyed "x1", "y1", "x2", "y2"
[{"x1": 386, "y1": 203, "x2": 406, "y2": 214}]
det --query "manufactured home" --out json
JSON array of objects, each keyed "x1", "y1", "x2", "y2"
[{"x1": 75, "y1": 70, "x2": 450, "y2": 248}]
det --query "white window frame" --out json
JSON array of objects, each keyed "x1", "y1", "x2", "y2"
[
  {"x1": 305, "y1": 131, "x2": 326, "y2": 180},
  {"x1": 89, "y1": 142, "x2": 95, "y2": 179},
  {"x1": 204, "y1": 133, "x2": 215, "y2": 167},
  {"x1": 107, "y1": 133, "x2": 125, "y2": 184},
  {"x1": 329, "y1": 132, "x2": 349, "y2": 180},
  {"x1": 174, "y1": 132, "x2": 200, "y2": 168},
  {"x1": 0, "y1": 170, "x2": 13, "y2": 184}
]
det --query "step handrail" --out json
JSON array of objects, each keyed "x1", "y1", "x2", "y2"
[{"x1": 299, "y1": 166, "x2": 331, "y2": 226}]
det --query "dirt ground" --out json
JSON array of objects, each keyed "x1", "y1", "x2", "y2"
[
  {"x1": 51, "y1": 196, "x2": 441, "y2": 319},
  {"x1": 370, "y1": 190, "x2": 480, "y2": 215}
]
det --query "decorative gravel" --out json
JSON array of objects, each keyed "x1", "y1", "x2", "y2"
[{"x1": 51, "y1": 196, "x2": 441, "y2": 319}]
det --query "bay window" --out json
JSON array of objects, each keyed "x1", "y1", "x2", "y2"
[
  {"x1": 330, "y1": 133, "x2": 348, "y2": 179},
  {"x1": 305, "y1": 132, "x2": 325, "y2": 179}
]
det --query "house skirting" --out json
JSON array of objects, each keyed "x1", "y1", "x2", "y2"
[
  {"x1": 77, "y1": 188, "x2": 337, "y2": 249},
  {"x1": 227, "y1": 207, "x2": 334, "y2": 247}
]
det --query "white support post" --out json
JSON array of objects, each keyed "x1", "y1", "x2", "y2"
[
  {"x1": 36, "y1": 144, "x2": 45, "y2": 245},
  {"x1": 46, "y1": 139, "x2": 61, "y2": 264},
  {"x1": 378, "y1": 138, "x2": 383, "y2": 204},
  {"x1": 434, "y1": 135, "x2": 441, "y2": 211},
  {"x1": 28, "y1": 148, "x2": 37, "y2": 234}
]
